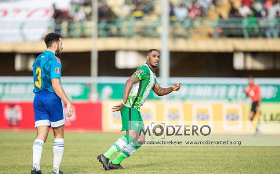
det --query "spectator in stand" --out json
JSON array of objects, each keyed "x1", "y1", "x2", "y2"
[
  {"x1": 229, "y1": 1, "x2": 241, "y2": 18},
  {"x1": 98, "y1": 1, "x2": 116, "y2": 22},
  {"x1": 251, "y1": 1, "x2": 266, "y2": 17},
  {"x1": 70, "y1": 0, "x2": 92, "y2": 19},
  {"x1": 53, "y1": 4, "x2": 72, "y2": 35},
  {"x1": 174, "y1": 2, "x2": 188, "y2": 21},
  {"x1": 132, "y1": 2, "x2": 145, "y2": 20},
  {"x1": 73, "y1": 6, "x2": 86, "y2": 22},
  {"x1": 260, "y1": 0, "x2": 268, "y2": 17},
  {"x1": 72, "y1": 5, "x2": 87, "y2": 37},
  {"x1": 265, "y1": 0, "x2": 273, "y2": 10},
  {"x1": 266, "y1": 1, "x2": 280, "y2": 38},
  {"x1": 239, "y1": 1, "x2": 252, "y2": 17},
  {"x1": 243, "y1": 0, "x2": 253, "y2": 7},
  {"x1": 98, "y1": 2, "x2": 109, "y2": 22},
  {"x1": 169, "y1": 2, "x2": 177, "y2": 20},
  {"x1": 139, "y1": 0, "x2": 154, "y2": 14},
  {"x1": 188, "y1": 1, "x2": 202, "y2": 19},
  {"x1": 197, "y1": 0, "x2": 212, "y2": 17},
  {"x1": 82, "y1": 0, "x2": 92, "y2": 19},
  {"x1": 267, "y1": 0, "x2": 280, "y2": 19},
  {"x1": 247, "y1": 3, "x2": 259, "y2": 37},
  {"x1": 83, "y1": 0, "x2": 91, "y2": 6}
]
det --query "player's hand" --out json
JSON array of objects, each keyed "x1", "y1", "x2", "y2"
[
  {"x1": 112, "y1": 102, "x2": 124, "y2": 112},
  {"x1": 172, "y1": 83, "x2": 181, "y2": 91},
  {"x1": 66, "y1": 102, "x2": 74, "y2": 117}
]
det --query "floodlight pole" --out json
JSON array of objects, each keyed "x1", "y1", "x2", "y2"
[
  {"x1": 91, "y1": 0, "x2": 98, "y2": 101},
  {"x1": 160, "y1": 0, "x2": 170, "y2": 100}
]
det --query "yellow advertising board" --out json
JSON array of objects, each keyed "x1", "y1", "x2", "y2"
[
  {"x1": 257, "y1": 103, "x2": 280, "y2": 134},
  {"x1": 102, "y1": 101, "x2": 280, "y2": 135}
]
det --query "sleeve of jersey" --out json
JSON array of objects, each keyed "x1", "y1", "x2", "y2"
[
  {"x1": 50, "y1": 56, "x2": 62, "y2": 80},
  {"x1": 133, "y1": 66, "x2": 147, "y2": 80}
]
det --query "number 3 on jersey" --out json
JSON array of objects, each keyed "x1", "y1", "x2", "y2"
[{"x1": 35, "y1": 67, "x2": 42, "y2": 88}]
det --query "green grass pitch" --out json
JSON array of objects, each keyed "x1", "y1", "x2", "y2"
[{"x1": 0, "y1": 131, "x2": 280, "y2": 174}]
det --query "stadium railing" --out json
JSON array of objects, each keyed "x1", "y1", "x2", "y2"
[{"x1": 46, "y1": 17, "x2": 280, "y2": 39}]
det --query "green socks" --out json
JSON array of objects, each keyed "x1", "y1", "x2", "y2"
[
  {"x1": 103, "y1": 134, "x2": 131, "y2": 159},
  {"x1": 111, "y1": 153, "x2": 126, "y2": 164},
  {"x1": 112, "y1": 140, "x2": 141, "y2": 164},
  {"x1": 103, "y1": 147, "x2": 115, "y2": 159},
  {"x1": 103, "y1": 134, "x2": 142, "y2": 164}
]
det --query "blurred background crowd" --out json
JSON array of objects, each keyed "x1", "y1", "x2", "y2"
[
  {"x1": 47, "y1": 0, "x2": 280, "y2": 38},
  {"x1": 55, "y1": 0, "x2": 280, "y2": 22}
]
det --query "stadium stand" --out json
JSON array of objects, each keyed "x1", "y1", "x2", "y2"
[
  {"x1": 43, "y1": 0, "x2": 280, "y2": 39},
  {"x1": 1, "y1": 0, "x2": 280, "y2": 39}
]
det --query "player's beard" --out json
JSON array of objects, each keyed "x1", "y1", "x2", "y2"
[
  {"x1": 147, "y1": 59, "x2": 158, "y2": 69},
  {"x1": 151, "y1": 61, "x2": 158, "y2": 68},
  {"x1": 55, "y1": 47, "x2": 61, "y2": 57},
  {"x1": 151, "y1": 64, "x2": 157, "y2": 68}
]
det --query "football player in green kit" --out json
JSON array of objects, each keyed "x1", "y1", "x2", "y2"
[{"x1": 97, "y1": 49, "x2": 181, "y2": 170}]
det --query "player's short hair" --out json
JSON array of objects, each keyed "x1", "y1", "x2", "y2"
[
  {"x1": 44, "y1": 32, "x2": 61, "y2": 48},
  {"x1": 147, "y1": 49, "x2": 160, "y2": 55},
  {"x1": 248, "y1": 75, "x2": 254, "y2": 79}
]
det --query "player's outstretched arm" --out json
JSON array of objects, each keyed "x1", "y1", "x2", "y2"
[
  {"x1": 243, "y1": 87, "x2": 249, "y2": 97},
  {"x1": 52, "y1": 78, "x2": 73, "y2": 117},
  {"x1": 112, "y1": 75, "x2": 139, "y2": 112},
  {"x1": 153, "y1": 83, "x2": 180, "y2": 96}
]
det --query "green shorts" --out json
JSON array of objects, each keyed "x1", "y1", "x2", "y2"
[{"x1": 120, "y1": 105, "x2": 145, "y2": 132}]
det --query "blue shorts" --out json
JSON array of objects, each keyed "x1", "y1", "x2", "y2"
[{"x1": 33, "y1": 91, "x2": 65, "y2": 128}]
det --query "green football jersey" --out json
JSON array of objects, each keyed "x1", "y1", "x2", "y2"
[{"x1": 126, "y1": 64, "x2": 157, "y2": 110}]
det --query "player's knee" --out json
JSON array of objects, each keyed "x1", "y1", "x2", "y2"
[
  {"x1": 36, "y1": 126, "x2": 49, "y2": 142},
  {"x1": 128, "y1": 130, "x2": 138, "y2": 141},
  {"x1": 36, "y1": 132, "x2": 48, "y2": 142},
  {"x1": 137, "y1": 135, "x2": 145, "y2": 145},
  {"x1": 129, "y1": 134, "x2": 137, "y2": 141}
]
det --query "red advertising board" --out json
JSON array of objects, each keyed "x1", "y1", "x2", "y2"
[{"x1": 0, "y1": 102, "x2": 102, "y2": 131}]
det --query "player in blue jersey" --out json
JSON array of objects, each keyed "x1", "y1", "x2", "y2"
[{"x1": 31, "y1": 33, "x2": 73, "y2": 174}]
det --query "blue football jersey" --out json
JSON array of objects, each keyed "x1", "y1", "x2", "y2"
[{"x1": 33, "y1": 50, "x2": 62, "y2": 93}]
